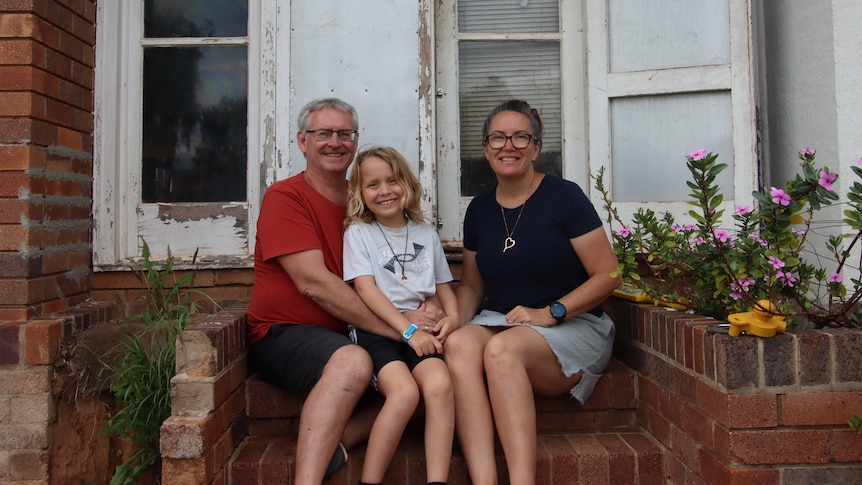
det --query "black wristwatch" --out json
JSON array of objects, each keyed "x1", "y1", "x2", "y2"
[{"x1": 549, "y1": 301, "x2": 567, "y2": 324}]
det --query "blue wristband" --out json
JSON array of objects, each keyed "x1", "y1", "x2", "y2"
[{"x1": 402, "y1": 323, "x2": 419, "y2": 343}]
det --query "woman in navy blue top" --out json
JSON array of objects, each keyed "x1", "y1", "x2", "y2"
[{"x1": 444, "y1": 100, "x2": 621, "y2": 485}]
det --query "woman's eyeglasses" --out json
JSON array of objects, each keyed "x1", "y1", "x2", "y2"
[{"x1": 483, "y1": 133, "x2": 537, "y2": 149}]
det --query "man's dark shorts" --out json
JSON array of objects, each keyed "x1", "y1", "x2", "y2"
[{"x1": 250, "y1": 323, "x2": 354, "y2": 396}]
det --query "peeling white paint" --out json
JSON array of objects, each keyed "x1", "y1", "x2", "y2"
[{"x1": 138, "y1": 207, "x2": 248, "y2": 259}]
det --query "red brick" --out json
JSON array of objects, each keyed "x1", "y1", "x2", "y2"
[
  {"x1": 715, "y1": 333, "x2": 758, "y2": 390},
  {"x1": 0, "y1": 13, "x2": 40, "y2": 38},
  {"x1": 668, "y1": 364, "x2": 698, "y2": 404},
  {"x1": 676, "y1": 427, "x2": 705, "y2": 474},
  {"x1": 608, "y1": 361, "x2": 637, "y2": 409},
  {"x1": 762, "y1": 333, "x2": 796, "y2": 387},
  {"x1": 781, "y1": 391, "x2": 862, "y2": 426},
  {"x1": 643, "y1": 405, "x2": 672, "y2": 449},
  {"x1": 798, "y1": 328, "x2": 832, "y2": 386},
  {"x1": 638, "y1": 375, "x2": 662, "y2": 410},
  {"x1": 570, "y1": 434, "x2": 610, "y2": 483},
  {"x1": 832, "y1": 429, "x2": 862, "y2": 463},
  {"x1": 0, "y1": 307, "x2": 33, "y2": 321},
  {"x1": 230, "y1": 439, "x2": 269, "y2": 485},
  {"x1": 0, "y1": 145, "x2": 43, "y2": 170},
  {"x1": 259, "y1": 438, "x2": 293, "y2": 484},
  {"x1": 541, "y1": 435, "x2": 578, "y2": 483},
  {"x1": 681, "y1": 402, "x2": 715, "y2": 449},
  {"x1": 666, "y1": 453, "x2": 686, "y2": 485},
  {"x1": 698, "y1": 448, "x2": 780, "y2": 485},
  {"x1": 832, "y1": 329, "x2": 862, "y2": 383},
  {"x1": 619, "y1": 432, "x2": 664, "y2": 485},
  {"x1": 0, "y1": 321, "x2": 24, "y2": 365},
  {"x1": 21, "y1": 318, "x2": 60, "y2": 364},
  {"x1": 594, "y1": 434, "x2": 636, "y2": 484},
  {"x1": 726, "y1": 429, "x2": 830, "y2": 465},
  {"x1": 784, "y1": 467, "x2": 862, "y2": 484},
  {"x1": 693, "y1": 325, "x2": 707, "y2": 374},
  {"x1": 161, "y1": 457, "x2": 208, "y2": 485},
  {"x1": 724, "y1": 393, "x2": 778, "y2": 429}
]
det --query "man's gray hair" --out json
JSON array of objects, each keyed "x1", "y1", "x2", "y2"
[{"x1": 297, "y1": 98, "x2": 359, "y2": 131}]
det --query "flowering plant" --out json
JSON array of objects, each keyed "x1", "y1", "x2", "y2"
[{"x1": 594, "y1": 149, "x2": 862, "y2": 328}]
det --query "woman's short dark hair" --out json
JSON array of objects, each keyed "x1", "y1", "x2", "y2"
[{"x1": 481, "y1": 100, "x2": 543, "y2": 142}]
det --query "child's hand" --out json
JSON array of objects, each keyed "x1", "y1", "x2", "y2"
[
  {"x1": 407, "y1": 329, "x2": 443, "y2": 356},
  {"x1": 433, "y1": 316, "x2": 457, "y2": 343}
]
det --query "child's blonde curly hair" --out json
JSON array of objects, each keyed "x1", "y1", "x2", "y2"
[{"x1": 345, "y1": 146, "x2": 426, "y2": 227}]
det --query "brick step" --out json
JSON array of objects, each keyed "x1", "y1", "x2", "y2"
[
  {"x1": 228, "y1": 429, "x2": 665, "y2": 484},
  {"x1": 245, "y1": 359, "x2": 639, "y2": 437}
]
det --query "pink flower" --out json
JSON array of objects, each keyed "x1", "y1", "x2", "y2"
[
  {"x1": 688, "y1": 149, "x2": 707, "y2": 161},
  {"x1": 616, "y1": 226, "x2": 631, "y2": 237},
  {"x1": 714, "y1": 230, "x2": 730, "y2": 243},
  {"x1": 734, "y1": 205, "x2": 751, "y2": 215},
  {"x1": 768, "y1": 256, "x2": 785, "y2": 270},
  {"x1": 801, "y1": 147, "x2": 815, "y2": 155},
  {"x1": 777, "y1": 271, "x2": 796, "y2": 287},
  {"x1": 857, "y1": 158, "x2": 862, "y2": 166},
  {"x1": 770, "y1": 187, "x2": 790, "y2": 206},
  {"x1": 818, "y1": 170, "x2": 837, "y2": 190},
  {"x1": 828, "y1": 273, "x2": 843, "y2": 283}
]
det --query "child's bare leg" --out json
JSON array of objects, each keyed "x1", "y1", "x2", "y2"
[
  {"x1": 360, "y1": 361, "x2": 420, "y2": 483},
  {"x1": 413, "y1": 358, "x2": 454, "y2": 483}
]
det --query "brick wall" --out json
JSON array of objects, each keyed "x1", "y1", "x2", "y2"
[
  {"x1": 606, "y1": 299, "x2": 862, "y2": 484},
  {"x1": 0, "y1": 0, "x2": 96, "y2": 322}
]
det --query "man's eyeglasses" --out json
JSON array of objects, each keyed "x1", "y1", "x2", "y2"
[
  {"x1": 305, "y1": 129, "x2": 358, "y2": 142},
  {"x1": 483, "y1": 133, "x2": 537, "y2": 149}
]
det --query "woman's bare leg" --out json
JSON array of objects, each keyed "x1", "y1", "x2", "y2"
[
  {"x1": 484, "y1": 327, "x2": 581, "y2": 485},
  {"x1": 444, "y1": 324, "x2": 498, "y2": 485}
]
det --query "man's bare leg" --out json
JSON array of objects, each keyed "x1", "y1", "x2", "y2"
[{"x1": 294, "y1": 345, "x2": 373, "y2": 485}]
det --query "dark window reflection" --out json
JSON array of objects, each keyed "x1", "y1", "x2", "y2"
[
  {"x1": 142, "y1": 46, "x2": 248, "y2": 203},
  {"x1": 144, "y1": 0, "x2": 248, "y2": 38},
  {"x1": 460, "y1": 152, "x2": 562, "y2": 196}
]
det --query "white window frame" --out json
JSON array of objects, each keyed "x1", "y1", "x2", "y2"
[
  {"x1": 585, "y1": 0, "x2": 760, "y2": 224},
  {"x1": 93, "y1": 0, "x2": 281, "y2": 270},
  {"x1": 434, "y1": 0, "x2": 759, "y2": 245},
  {"x1": 435, "y1": 1, "x2": 587, "y2": 246}
]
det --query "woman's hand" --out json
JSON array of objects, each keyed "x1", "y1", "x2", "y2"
[
  {"x1": 505, "y1": 305, "x2": 556, "y2": 327},
  {"x1": 407, "y1": 329, "x2": 443, "y2": 356}
]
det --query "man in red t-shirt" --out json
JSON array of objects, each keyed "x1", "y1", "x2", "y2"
[{"x1": 247, "y1": 98, "x2": 441, "y2": 484}]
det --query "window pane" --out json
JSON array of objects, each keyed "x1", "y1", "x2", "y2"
[
  {"x1": 458, "y1": 0, "x2": 559, "y2": 33},
  {"x1": 142, "y1": 46, "x2": 248, "y2": 203},
  {"x1": 610, "y1": 92, "x2": 734, "y2": 202},
  {"x1": 144, "y1": 0, "x2": 248, "y2": 38},
  {"x1": 459, "y1": 41, "x2": 561, "y2": 196},
  {"x1": 608, "y1": 0, "x2": 729, "y2": 72}
]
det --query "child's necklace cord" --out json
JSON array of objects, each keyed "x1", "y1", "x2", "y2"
[{"x1": 374, "y1": 218, "x2": 409, "y2": 283}]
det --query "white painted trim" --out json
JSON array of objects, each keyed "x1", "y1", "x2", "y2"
[
  {"x1": 586, "y1": 0, "x2": 759, "y2": 225},
  {"x1": 418, "y1": 0, "x2": 437, "y2": 225}
]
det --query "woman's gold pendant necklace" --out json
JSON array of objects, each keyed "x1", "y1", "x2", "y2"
[{"x1": 501, "y1": 203, "x2": 525, "y2": 253}]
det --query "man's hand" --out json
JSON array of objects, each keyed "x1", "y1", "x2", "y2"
[{"x1": 403, "y1": 301, "x2": 445, "y2": 326}]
